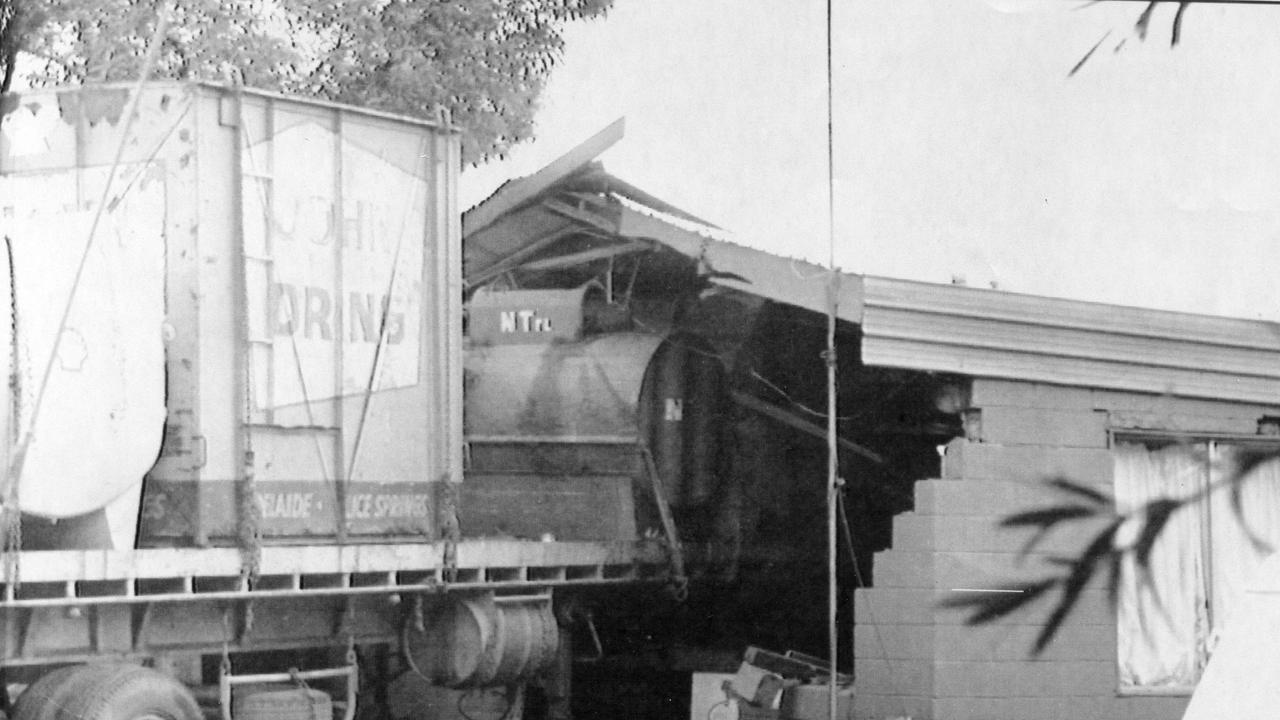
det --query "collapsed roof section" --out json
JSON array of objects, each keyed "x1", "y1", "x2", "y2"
[
  {"x1": 463, "y1": 119, "x2": 863, "y2": 324},
  {"x1": 464, "y1": 122, "x2": 1280, "y2": 407}
]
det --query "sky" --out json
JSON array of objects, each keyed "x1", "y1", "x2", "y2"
[{"x1": 460, "y1": 0, "x2": 1280, "y2": 322}]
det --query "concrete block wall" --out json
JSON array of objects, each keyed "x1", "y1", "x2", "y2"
[{"x1": 853, "y1": 380, "x2": 1195, "y2": 720}]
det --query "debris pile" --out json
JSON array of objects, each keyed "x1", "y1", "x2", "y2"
[{"x1": 706, "y1": 647, "x2": 854, "y2": 720}]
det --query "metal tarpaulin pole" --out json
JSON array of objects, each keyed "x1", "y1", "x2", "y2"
[
  {"x1": 825, "y1": 0, "x2": 840, "y2": 718},
  {"x1": 826, "y1": 272, "x2": 839, "y2": 720}
]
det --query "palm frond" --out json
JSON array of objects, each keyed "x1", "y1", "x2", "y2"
[
  {"x1": 1045, "y1": 477, "x2": 1111, "y2": 506},
  {"x1": 1003, "y1": 503, "x2": 1105, "y2": 556},
  {"x1": 1032, "y1": 519, "x2": 1122, "y2": 653},
  {"x1": 1227, "y1": 447, "x2": 1280, "y2": 553}
]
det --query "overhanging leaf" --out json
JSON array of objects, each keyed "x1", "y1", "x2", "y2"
[
  {"x1": 1003, "y1": 503, "x2": 1104, "y2": 557},
  {"x1": 1002, "y1": 505, "x2": 1099, "y2": 529},
  {"x1": 1131, "y1": 498, "x2": 1181, "y2": 572},
  {"x1": 1226, "y1": 447, "x2": 1279, "y2": 553},
  {"x1": 1046, "y1": 477, "x2": 1111, "y2": 506},
  {"x1": 1069, "y1": 30, "x2": 1111, "y2": 77},
  {"x1": 1033, "y1": 518, "x2": 1123, "y2": 654}
]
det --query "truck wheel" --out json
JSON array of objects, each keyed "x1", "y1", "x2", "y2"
[
  {"x1": 11, "y1": 665, "x2": 87, "y2": 720},
  {"x1": 40, "y1": 663, "x2": 201, "y2": 720},
  {"x1": 233, "y1": 687, "x2": 333, "y2": 720}
]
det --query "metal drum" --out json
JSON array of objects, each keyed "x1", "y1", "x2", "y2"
[{"x1": 408, "y1": 594, "x2": 559, "y2": 688}]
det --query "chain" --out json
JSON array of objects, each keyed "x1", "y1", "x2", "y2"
[
  {"x1": 243, "y1": 599, "x2": 256, "y2": 639},
  {"x1": 3, "y1": 236, "x2": 23, "y2": 589},
  {"x1": 341, "y1": 598, "x2": 357, "y2": 665},
  {"x1": 402, "y1": 595, "x2": 428, "y2": 681},
  {"x1": 220, "y1": 607, "x2": 233, "y2": 676},
  {"x1": 411, "y1": 594, "x2": 425, "y2": 633},
  {"x1": 233, "y1": 87, "x2": 262, "y2": 586},
  {"x1": 438, "y1": 482, "x2": 460, "y2": 582},
  {"x1": 341, "y1": 631, "x2": 357, "y2": 720},
  {"x1": 236, "y1": 453, "x2": 261, "y2": 584}
]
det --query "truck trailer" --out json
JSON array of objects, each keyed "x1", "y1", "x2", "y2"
[{"x1": 0, "y1": 82, "x2": 669, "y2": 720}]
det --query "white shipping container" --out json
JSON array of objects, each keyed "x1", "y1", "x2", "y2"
[{"x1": 0, "y1": 83, "x2": 462, "y2": 547}]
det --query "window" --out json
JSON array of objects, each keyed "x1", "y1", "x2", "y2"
[{"x1": 1115, "y1": 439, "x2": 1280, "y2": 692}]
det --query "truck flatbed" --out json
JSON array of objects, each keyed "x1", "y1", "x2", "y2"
[{"x1": 0, "y1": 540, "x2": 668, "y2": 608}]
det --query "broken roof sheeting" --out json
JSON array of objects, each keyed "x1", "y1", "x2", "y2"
[
  {"x1": 464, "y1": 121, "x2": 1280, "y2": 406},
  {"x1": 613, "y1": 199, "x2": 863, "y2": 321},
  {"x1": 464, "y1": 118, "x2": 626, "y2": 239}
]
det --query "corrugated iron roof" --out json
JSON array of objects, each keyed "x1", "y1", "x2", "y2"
[
  {"x1": 612, "y1": 202, "x2": 864, "y2": 321},
  {"x1": 860, "y1": 276, "x2": 1280, "y2": 405},
  {"x1": 463, "y1": 123, "x2": 1280, "y2": 406}
]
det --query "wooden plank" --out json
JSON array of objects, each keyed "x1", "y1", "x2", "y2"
[
  {"x1": 518, "y1": 239, "x2": 653, "y2": 272},
  {"x1": 466, "y1": 223, "x2": 577, "y2": 286},
  {"x1": 541, "y1": 197, "x2": 620, "y2": 234},
  {"x1": 463, "y1": 118, "x2": 625, "y2": 236}
]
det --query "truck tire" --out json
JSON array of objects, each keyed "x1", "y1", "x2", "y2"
[
  {"x1": 43, "y1": 663, "x2": 201, "y2": 720},
  {"x1": 11, "y1": 665, "x2": 87, "y2": 720},
  {"x1": 233, "y1": 687, "x2": 333, "y2": 720}
]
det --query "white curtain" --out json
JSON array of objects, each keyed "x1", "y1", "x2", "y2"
[
  {"x1": 1115, "y1": 441, "x2": 1209, "y2": 689},
  {"x1": 1206, "y1": 446, "x2": 1280, "y2": 656},
  {"x1": 1115, "y1": 441, "x2": 1280, "y2": 690}
]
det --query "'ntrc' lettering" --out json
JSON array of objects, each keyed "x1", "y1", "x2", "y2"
[{"x1": 499, "y1": 310, "x2": 552, "y2": 333}]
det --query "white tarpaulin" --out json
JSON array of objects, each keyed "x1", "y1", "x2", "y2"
[
  {"x1": 0, "y1": 169, "x2": 166, "y2": 522},
  {"x1": 1183, "y1": 552, "x2": 1280, "y2": 719}
]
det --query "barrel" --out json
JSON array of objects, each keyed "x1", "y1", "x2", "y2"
[{"x1": 407, "y1": 594, "x2": 559, "y2": 688}]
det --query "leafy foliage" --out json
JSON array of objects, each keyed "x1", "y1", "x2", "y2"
[
  {"x1": 1, "y1": 0, "x2": 40, "y2": 92},
  {"x1": 1229, "y1": 447, "x2": 1278, "y2": 553},
  {"x1": 1, "y1": 0, "x2": 613, "y2": 163},
  {"x1": 1072, "y1": 1, "x2": 1192, "y2": 76},
  {"x1": 941, "y1": 477, "x2": 1125, "y2": 654},
  {"x1": 1131, "y1": 1, "x2": 1193, "y2": 46}
]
